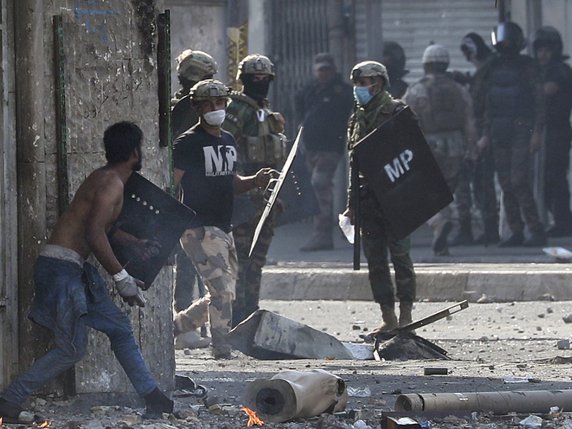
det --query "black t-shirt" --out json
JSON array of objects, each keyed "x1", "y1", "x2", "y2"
[{"x1": 173, "y1": 125, "x2": 237, "y2": 232}]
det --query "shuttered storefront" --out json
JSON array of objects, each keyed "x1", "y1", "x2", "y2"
[
  {"x1": 357, "y1": 0, "x2": 499, "y2": 85},
  {"x1": 270, "y1": 0, "x2": 330, "y2": 137}
]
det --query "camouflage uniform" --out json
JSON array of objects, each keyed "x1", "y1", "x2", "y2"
[
  {"x1": 404, "y1": 45, "x2": 477, "y2": 256},
  {"x1": 224, "y1": 90, "x2": 287, "y2": 327},
  {"x1": 170, "y1": 49, "x2": 217, "y2": 315},
  {"x1": 347, "y1": 90, "x2": 417, "y2": 319},
  {"x1": 171, "y1": 93, "x2": 204, "y2": 313},
  {"x1": 179, "y1": 227, "x2": 237, "y2": 356}
]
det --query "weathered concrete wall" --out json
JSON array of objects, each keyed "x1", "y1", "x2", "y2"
[
  {"x1": 166, "y1": 0, "x2": 228, "y2": 89},
  {"x1": 13, "y1": 0, "x2": 175, "y2": 396},
  {"x1": 0, "y1": 0, "x2": 18, "y2": 390}
]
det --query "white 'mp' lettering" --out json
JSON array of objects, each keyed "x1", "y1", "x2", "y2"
[
  {"x1": 384, "y1": 149, "x2": 414, "y2": 183},
  {"x1": 203, "y1": 145, "x2": 237, "y2": 176}
]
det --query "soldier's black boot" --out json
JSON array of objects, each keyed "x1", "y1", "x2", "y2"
[
  {"x1": 449, "y1": 221, "x2": 474, "y2": 246},
  {"x1": 523, "y1": 230, "x2": 547, "y2": 247},
  {"x1": 498, "y1": 231, "x2": 524, "y2": 247},
  {"x1": 432, "y1": 221, "x2": 453, "y2": 256},
  {"x1": 474, "y1": 219, "x2": 500, "y2": 245}
]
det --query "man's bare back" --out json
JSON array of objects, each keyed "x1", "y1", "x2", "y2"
[{"x1": 48, "y1": 165, "x2": 130, "y2": 271}]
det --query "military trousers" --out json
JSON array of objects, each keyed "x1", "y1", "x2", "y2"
[
  {"x1": 360, "y1": 195, "x2": 416, "y2": 306},
  {"x1": 492, "y1": 122, "x2": 543, "y2": 234},
  {"x1": 232, "y1": 209, "x2": 276, "y2": 327},
  {"x1": 473, "y1": 148, "x2": 499, "y2": 233},
  {"x1": 305, "y1": 150, "x2": 342, "y2": 237},
  {"x1": 544, "y1": 131, "x2": 572, "y2": 228},
  {"x1": 180, "y1": 226, "x2": 237, "y2": 355}
]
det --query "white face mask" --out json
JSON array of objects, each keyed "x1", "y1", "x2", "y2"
[{"x1": 203, "y1": 109, "x2": 226, "y2": 127}]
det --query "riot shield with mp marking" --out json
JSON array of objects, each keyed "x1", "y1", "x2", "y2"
[
  {"x1": 249, "y1": 127, "x2": 303, "y2": 256},
  {"x1": 352, "y1": 106, "x2": 453, "y2": 239},
  {"x1": 111, "y1": 173, "x2": 196, "y2": 289}
]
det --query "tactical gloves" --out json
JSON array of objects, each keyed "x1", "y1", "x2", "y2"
[{"x1": 113, "y1": 269, "x2": 146, "y2": 307}]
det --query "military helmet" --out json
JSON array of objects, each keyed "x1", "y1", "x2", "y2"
[
  {"x1": 176, "y1": 49, "x2": 218, "y2": 82},
  {"x1": 533, "y1": 26, "x2": 564, "y2": 59},
  {"x1": 237, "y1": 54, "x2": 275, "y2": 80},
  {"x1": 190, "y1": 79, "x2": 230, "y2": 102},
  {"x1": 350, "y1": 61, "x2": 389, "y2": 84},
  {"x1": 422, "y1": 44, "x2": 450, "y2": 65},
  {"x1": 491, "y1": 22, "x2": 526, "y2": 52},
  {"x1": 382, "y1": 41, "x2": 406, "y2": 73}
]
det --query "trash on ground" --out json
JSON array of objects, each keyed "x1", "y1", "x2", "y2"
[
  {"x1": 228, "y1": 310, "x2": 353, "y2": 360},
  {"x1": 243, "y1": 369, "x2": 347, "y2": 423},
  {"x1": 542, "y1": 247, "x2": 572, "y2": 262},
  {"x1": 518, "y1": 414, "x2": 543, "y2": 428},
  {"x1": 347, "y1": 386, "x2": 372, "y2": 398}
]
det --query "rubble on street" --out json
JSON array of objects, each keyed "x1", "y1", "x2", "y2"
[{"x1": 5, "y1": 301, "x2": 572, "y2": 428}]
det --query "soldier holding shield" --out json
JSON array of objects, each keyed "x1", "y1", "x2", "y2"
[{"x1": 343, "y1": 61, "x2": 417, "y2": 333}]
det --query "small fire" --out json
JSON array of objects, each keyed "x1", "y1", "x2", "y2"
[
  {"x1": 0, "y1": 416, "x2": 3, "y2": 426},
  {"x1": 240, "y1": 407, "x2": 264, "y2": 427},
  {"x1": 37, "y1": 421, "x2": 50, "y2": 428}
]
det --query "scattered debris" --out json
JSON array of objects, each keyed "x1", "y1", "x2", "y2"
[
  {"x1": 557, "y1": 339, "x2": 570, "y2": 350},
  {"x1": 423, "y1": 368, "x2": 448, "y2": 376},
  {"x1": 542, "y1": 246, "x2": 572, "y2": 262},
  {"x1": 228, "y1": 310, "x2": 353, "y2": 360},
  {"x1": 347, "y1": 386, "x2": 372, "y2": 398},
  {"x1": 519, "y1": 414, "x2": 543, "y2": 428},
  {"x1": 243, "y1": 369, "x2": 347, "y2": 423},
  {"x1": 395, "y1": 390, "x2": 572, "y2": 414}
]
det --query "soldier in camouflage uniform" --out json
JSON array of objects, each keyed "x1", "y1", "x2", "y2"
[
  {"x1": 223, "y1": 54, "x2": 287, "y2": 327},
  {"x1": 173, "y1": 80, "x2": 273, "y2": 358},
  {"x1": 294, "y1": 53, "x2": 354, "y2": 251},
  {"x1": 476, "y1": 22, "x2": 546, "y2": 247},
  {"x1": 404, "y1": 44, "x2": 478, "y2": 256},
  {"x1": 344, "y1": 61, "x2": 417, "y2": 333},
  {"x1": 172, "y1": 49, "x2": 218, "y2": 138},
  {"x1": 170, "y1": 50, "x2": 217, "y2": 349}
]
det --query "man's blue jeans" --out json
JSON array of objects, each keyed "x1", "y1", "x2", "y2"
[{"x1": 2, "y1": 256, "x2": 157, "y2": 405}]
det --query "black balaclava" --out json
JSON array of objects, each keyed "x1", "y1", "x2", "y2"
[{"x1": 242, "y1": 74, "x2": 271, "y2": 103}]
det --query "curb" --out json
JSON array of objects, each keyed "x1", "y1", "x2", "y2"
[{"x1": 260, "y1": 263, "x2": 572, "y2": 302}]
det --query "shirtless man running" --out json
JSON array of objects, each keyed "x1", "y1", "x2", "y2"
[{"x1": 0, "y1": 121, "x2": 173, "y2": 423}]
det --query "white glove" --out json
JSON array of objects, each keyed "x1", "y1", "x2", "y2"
[{"x1": 113, "y1": 269, "x2": 146, "y2": 307}]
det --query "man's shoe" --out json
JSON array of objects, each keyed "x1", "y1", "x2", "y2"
[
  {"x1": 498, "y1": 232, "x2": 524, "y2": 247},
  {"x1": 300, "y1": 235, "x2": 334, "y2": 252},
  {"x1": 144, "y1": 388, "x2": 174, "y2": 419},
  {"x1": 524, "y1": 231, "x2": 547, "y2": 247},
  {"x1": 432, "y1": 221, "x2": 453, "y2": 256}
]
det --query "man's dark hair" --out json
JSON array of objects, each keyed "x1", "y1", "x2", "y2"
[{"x1": 103, "y1": 121, "x2": 143, "y2": 163}]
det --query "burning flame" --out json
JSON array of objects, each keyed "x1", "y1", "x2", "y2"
[
  {"x1": 36, "y1": 421, "x2": 49, "y2": 428},
  {"x1": 0, "y1": 417, "x2": 3, "y2": 426},
  {"x1": 240, "y1": 407, "x2": 264, "y2": 427}
]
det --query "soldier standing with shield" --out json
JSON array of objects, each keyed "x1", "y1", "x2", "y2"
[
  {"x1": 343, "y1": 61, "x2": 417, "y2": 333},
  {"x1": 223, "y1": 54, "x2": 287, "y2": 327}
]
